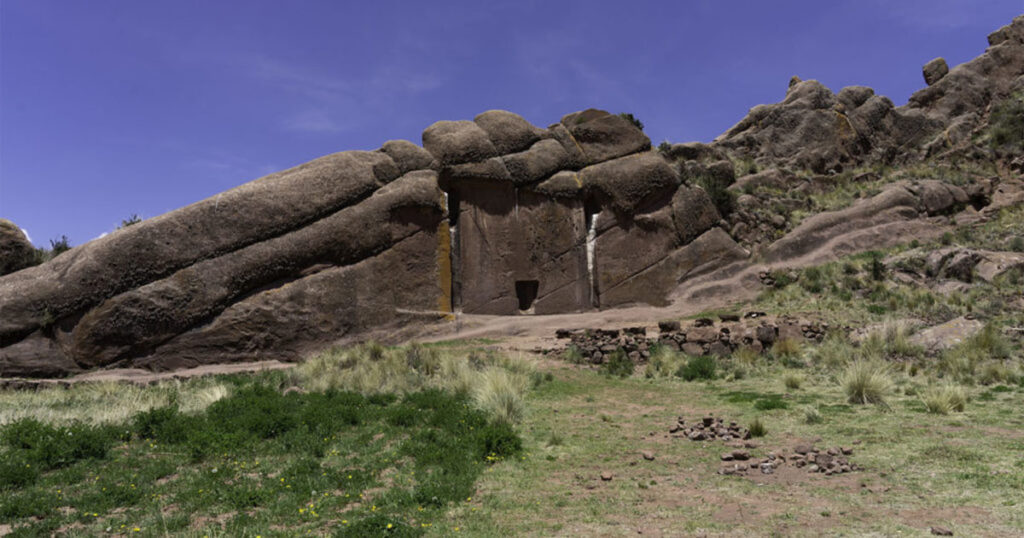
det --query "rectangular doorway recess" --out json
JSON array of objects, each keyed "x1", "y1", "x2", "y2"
[{"x1": 515, "y1": 280, "x2": 539, "y2": 313}]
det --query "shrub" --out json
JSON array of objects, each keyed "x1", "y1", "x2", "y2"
[
  {"x1": 988, "y1": 92, "x2": 1024, "y2": 152},
  {"x1": 0, "y1": 454, "x2": 39, "y2": 490},
  {"x1": 49, "y1": 235, "x2": 72, "y2": 256},
  {"x1": 841, "y1": 361, "x2": 891, "y2": 405},
  {"x1": 802, "y1": 405, "x2": 823, "y2": 424},
  {"x1": 693, "y1": 170, "x2": 737, "y2": 218},
  {"x1": 677, "y1": 355, "x2": 716, "y2": 381},
  {"x1": 1010, "y1": 236, "x2": 1024, "y2": 252},
  {"x1": 921, "y1": 385, "x2": 968, "y2": 414},
  {"x1": 748, "y1": 417, "x2": 767, "y2": 437},
  {"x1": 477, "y1": 421, "x2": 522, "y2": 461},
  {"x1": 618, "y1": 112, "x2": 644, "y2": 131},
  {"x1": 563, "y1": 344, "x2": 586, "y2": 364},
  {"x1": 657, "y1": 140, "x2": 672, "y2": 154},
  {"x1": 783, "y1": 372, "x2": 804, "y2": 390},
  {"x1": 0, "y1": 418, "x2": 117, "y2": 470},
  {"x1": 119, "y1": 214, "x2": 142, "y2": 228},
  {"x1": 602, "y1": 349, "x2": 635, "y2": 378}
]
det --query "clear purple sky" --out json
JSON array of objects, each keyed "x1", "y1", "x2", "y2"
[{"x1": 2, "y1": 1, "x2": 1021, "y2": 247}]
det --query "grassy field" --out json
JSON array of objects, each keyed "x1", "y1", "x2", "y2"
[{"x1": 3, "y1": 333, "x2": 1022, "y2": 536}]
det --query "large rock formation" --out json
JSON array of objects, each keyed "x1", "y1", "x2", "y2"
[
  {"x1": 0, "y1": 108, "x2": 749, "y2": 377},
  {"x1": 714, "y1": 15, "x2": 1024, "y2": 171},
  {"x1": 2, "y1": 15, "x2": 1020, "y2": 378}
]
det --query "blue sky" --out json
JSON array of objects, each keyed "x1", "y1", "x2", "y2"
[{"x1": 2, "y1": 1, "x2": 1021, "y2": 247}]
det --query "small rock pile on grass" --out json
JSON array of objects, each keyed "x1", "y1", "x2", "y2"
[
  {"x1": 719, "y1": 442, "x2": 860, "y2": 476},
  {"x1": 670, "y1": 415, "x2": 752, "y2": 441},
  {"x1": 554, "y1": 327, "x2": 653, "y2": 364}
]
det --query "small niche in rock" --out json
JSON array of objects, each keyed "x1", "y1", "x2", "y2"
[{"x1": 515, "y1": 280, "x2": 539, "y2": 312}]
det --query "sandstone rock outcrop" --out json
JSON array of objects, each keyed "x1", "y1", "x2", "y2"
[{"x1": 0, "y1": 108, "x2": 747, "y2": 376}]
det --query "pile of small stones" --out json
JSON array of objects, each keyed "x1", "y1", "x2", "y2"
[
  {"x1": 719, "y1": 442, "x2": 860, "y2": 477},
  {"x1": 669, "y1": 415, "x2": 752, "y2": 442},
  {"x1": 554, "y1": 327, "x2": 653, "y2": 365}
]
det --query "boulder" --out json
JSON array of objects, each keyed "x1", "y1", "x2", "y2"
[
  {"x1": 580, "y1": 153, "x2": 678, "y2": 214},
  {"x1": 422, "y1": 120, "x2": 498, "y2": 165},
  {"x1": 671, "y1": 186, "x2": 721, "y2": 244},
  {"x1": 502, "y1": 139, "x2": 571, "y2": 185},
  {"x1": 474, "y1": 110, "x2": 545, "y2": 155},
  {"x1": 562, "y1": 109, "x2": 650, "y2": 165},
  {"x1": 922, "y1": 58, "x2": 949, "y2": 86},
  {"x1": 379, "y1": 139, "x2": 435, "y2": 174},
  {"x1": 0, "y1": 219, "x2": 36, "y2": 276}
]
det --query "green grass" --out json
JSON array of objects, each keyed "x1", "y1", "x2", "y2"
[{"x1": 0, "y1": 378, "x2": 522, "y2": 537}]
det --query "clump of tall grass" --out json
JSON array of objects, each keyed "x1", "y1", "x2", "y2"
[
  {"x1": 937, "y1": 323, "x2": 1013, "y2": 384},
  {"x1": 473, "y1": 368, "x2": 528, "y2": 425},
  {"x1": 291, "y1": 343, "x2": 533, "y2": 423},
  {"x1": 783, "y1": 372, "x2": 804, "y2": 390},
  {"x1": 841, "y1": 361, "x2": 892, "y2": 405},
  {"x1": 921, "y1": 384, "x2": 968, "y2": 414},
  {"x1": 643, "y1": 345, "x2": 688, "y2": 378}
]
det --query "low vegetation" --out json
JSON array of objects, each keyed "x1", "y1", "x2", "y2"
[{"x1": 0, "y1": 344, "x2": 534, "y2": 536}]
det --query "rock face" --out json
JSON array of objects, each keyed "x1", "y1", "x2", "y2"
[
  {"x1": 0, "y1": 108, "x2": 748, "y2": 376},
  {"x1": 714, "y1": 15, "x2": 1024, "y2": 171},
  {"x1": 0, "y1": 220, "x2": 36, "y2": 276}
]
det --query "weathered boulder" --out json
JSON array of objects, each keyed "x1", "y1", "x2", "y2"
[
  {"x1": 474, "y1": 110, "x2": 546, "y2": 155},
  {"x1": 380, "y1": 139, "x2": 435, "y2": 174},
  {"x1": 422, "y1": 120, "x2": 498, "y2": 165},
  {"x1": 0, "y1": 219, "x2": 35, "y2": 276},
  {"x1": 502, "y1": 139, "x2": 570, "y2": 185},
  {"x1": 561, "y1": 109, "x2": 651, "y2": 165},
  {"x1": 923, "y1": 58, "x2": 950, "y2": 86},
  {"x1": 671, "y1": 186, "x2": 721, "y2": 244},
  {"x1": 580, "y1": 153, "x2": 678, "y2": 214}
]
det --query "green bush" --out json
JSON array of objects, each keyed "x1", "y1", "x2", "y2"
[
  {"x1": 677, "y1": 355, "x2": 717, "y2": 381},
  {"x1": 0, "y1": 418, "x2": 118, "y2": 470},
  {"x1": 657, "y1": 140, "x2": 672, "y2": 154},
  {"x1": 0, "y1": 454, "x2": 39, "y2": 490},
  {"x1": 119, "y1": 214, "x2": 143, "y2": 228},
  {"x1": 618, "y1": 112, "x2": 644, "y2": 131},
  {"x1": 989, "y1": 92, "x2": 1024, "y2": 152},
  {"x1": 602, "y1": 349, "x2": 635, "y2": 378}
]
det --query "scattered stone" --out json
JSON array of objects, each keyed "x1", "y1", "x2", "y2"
[
  {"x1": 641, "y1": 451, "x2": 655, "y2": 461},
  {"x1": 929, "y1": 526, "x2": 953, "y2": 536},
  {"x1": 600, "y1": 472, "x2": 613, "y2": 481}
]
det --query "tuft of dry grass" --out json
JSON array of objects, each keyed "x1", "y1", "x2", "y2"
[
  {"x1": 921, "y1": 384, "x2": 968, "y2": 414},
  {"x1": 841, "y1": 361, "x2": 892, "y2": 405}
]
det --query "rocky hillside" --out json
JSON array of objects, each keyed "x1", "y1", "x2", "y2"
[{"x1": 1, "y1": 15, "x2": 1021, "y2": 378}]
